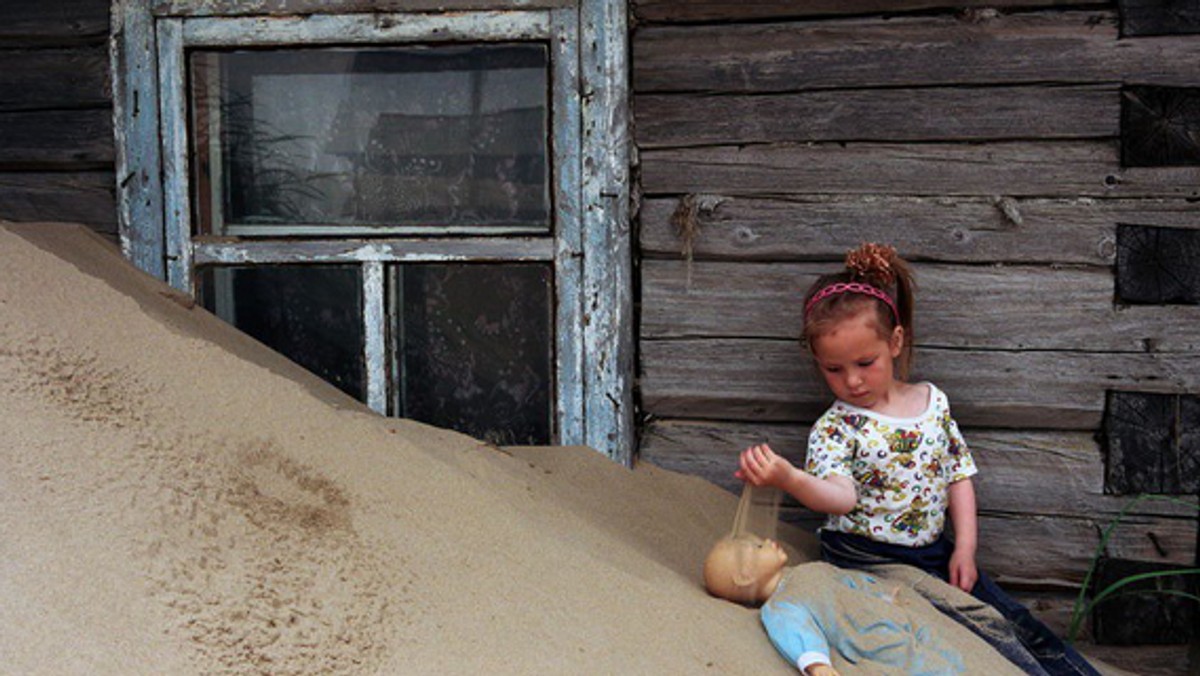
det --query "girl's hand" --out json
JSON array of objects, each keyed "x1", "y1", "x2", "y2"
[
  {"x1": 736, "y1": 443, "x2": 796, "y2": 489},
  {"x1": 948, "y1": 548, "x2": 978, "y2": 593}
]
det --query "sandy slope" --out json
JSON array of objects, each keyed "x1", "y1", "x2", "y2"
[{"x1": 0, "y1": 222, "x2": 1021, "y2": 674}]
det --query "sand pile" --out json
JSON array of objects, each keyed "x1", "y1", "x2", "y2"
[{"x1": 1, "y1": 222, "x2": 1020, "y2": 674}]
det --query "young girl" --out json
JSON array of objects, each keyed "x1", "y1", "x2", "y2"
[{"x1": 736, "y1": 243, "x2": 1098, "y2": 676}]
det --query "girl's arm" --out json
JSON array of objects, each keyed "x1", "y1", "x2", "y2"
[
  {"x1": 737, "y1": 444, "x2": 857, "y2": 515},
  {"x1": 947, "y1": 478, "x2": 979, "y2": 593}
]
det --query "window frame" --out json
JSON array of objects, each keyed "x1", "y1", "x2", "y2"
[{"x1": 111, "y1": 0, "x2": 633, "y2": 463}]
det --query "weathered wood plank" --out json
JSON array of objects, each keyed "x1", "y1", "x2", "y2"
[
  {"x1": 1092, "y1": 557, "x2": 1198, "y2": 645},
  {"x1": 580, "y1": 0, "x2": 636, "y2": 465},
  {"x1": 640, "y1": 419, "x2": 1198, "y2": 520},
  {"x1": 1105, "y1": 391, "x2": 1200, "y2": 496},
  {"x1": 193, "y1": 237, "x2": 556, "y2": 264},
  {"x1": 641, "y1": 260, "x2": 1200, "y2": 352},
  {"x1": 154, "y1": 0, "x2": 573, "y2": 15},
  {"x1": 550, "y1": 7, "x2": 585, "y2": 450},
  {"x1": 0, "y1": 0, "x2": 110, "y2": 44},
  {"x1": 633, "y1": 11, "x2": 1200, "y2": 93},
  {"x1": 638, "y1": 339, "x2": 1200, "y2": 428},
  {"x1": 635, "y1": 85, "x2": 1117, "y2": 148},
  {"x1": 0, "y1": 172, "x2": 117, "y2": 235},
  {"x1": 157, "y1": 17, "x2": 191, "y2": 292},
  {"x1": 639, "y1": 195, "x2": 1200, "y2": 265},
  {"x1": 0, "y1": 47, "x2": 110, "y2": 112},
  {"x1": 633, "y1": 0, "x2": 1101, "y2": 24},
  {"x1": 0, "y1": 109, "x2": 113, "y2": 166},
  {"x1": 979, "y1": 512, "x2": 1196, "y2": 583},
  {"x1": 1119, "y1": 0, "x2": 1200, "y2": 37},
  {"x1": 1122, "y1": 86, "x2": 1200, "y2": 168},
  {"x1": 1117, "y1": 223, "x2": 1200, "y2": 305},
  {"x1": 180, "y1": 11, "x2": 552, "y2": 46},
  {"x1": 639, "y1": 141, "x2": 1200, "y2": 199},
  {"x1": 112, "y1": 0, "x2": 166, "y2": 279}
]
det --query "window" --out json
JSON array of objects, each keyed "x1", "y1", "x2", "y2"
[{"x1": 112, "y1": 1, "x2": 632, "y2": 460}]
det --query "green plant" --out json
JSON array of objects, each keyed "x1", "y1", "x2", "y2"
[{"x1": 1067, "y1": 493, "x2": 1200, "y2": 644}]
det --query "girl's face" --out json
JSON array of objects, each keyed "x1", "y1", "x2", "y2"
[{"x1": 810, "y1": 311, "x2": 903, "y2": 410}]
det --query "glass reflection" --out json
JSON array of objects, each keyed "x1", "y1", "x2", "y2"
[
  {"x1": 391, "y1": 263, "x2": 554, "y2": 445},
  {"x1": 190, "y1": 45, "x2": 550, "y2": 234},
  {"x1": 197, "y1": 265, "x2": 366, "y2": 401}
]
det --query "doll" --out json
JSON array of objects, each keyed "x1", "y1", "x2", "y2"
[{"x1": 703, "y1": 536, "x2": 1027, "y2": 675}]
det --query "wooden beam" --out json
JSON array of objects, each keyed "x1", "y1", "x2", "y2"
[
  {"x1": 633, "y1": 10, "x2": 1200, "y2": 93},
  {"x1": 638, "y1": 339, "x2": 1200, "y2": 428},
  {"x1": 632, "y1": 0, "x2": 1100, "y2": 24},
  {"x1": 635, "y1": 85, "x2": 1117, "y2": 148},
  {"x1": 0, "y1": 109, "x2": 113, "y2": 166},
  {"x1": 0, "y1": 0, "x2": 110, "y2": 45},
  {"x1": 153, "y1": 0, "x2": 573, "y2": 16},
  {"x1": 1122, "y1": 86, "x2": 1200, "y2": 167},
  {"x1": 1105, "y1": 391, "x2": 1200, "y2": 495},
  {"x1": 979, "y1": 512, "x2": 1196, "y2": 584},
  {"x1": 180, "y1": 11, "x2": 552, "y2": 46},
  {"x1": 0, "y1": 172, "x2": 117, "y2": 235},
  {"x1": 580, "y1": 0, "x2": 635, "y2": 465},
  {"x1": 112, "y1": 0, "x2": 166, "y2": 279},
  {"x1": 0, "y1": 47, "x2": 109, "y2": 112},
  {"x1": 639, "y1": 141, "x2": 1200, "y2": 199},
  {"x1": 639, "y1": 195, "x2": 1200, "y2": 265},
  {"x1": 1119, "y1": 0, "x2": 1200, "y2": 37},
  {"x1": 550, "y1": 7, "x2": 585, "y2": 450},
  {"x1": 1117, "y1": 223, "x2": 1200, "y2": 305},
  {"x1": 1091, "y1": 557, "x2": 1199, "y2": 645},
  {"x1": 193, "y1": 237, "x2": 555, "y2": 265},
  {"x1": 640, "y1": 260, "x2": 1200, "y2": 352}
]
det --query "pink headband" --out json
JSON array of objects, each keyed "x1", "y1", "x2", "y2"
[{"x1": 804, "y1": 282, "x2": 900, "y2": 324}]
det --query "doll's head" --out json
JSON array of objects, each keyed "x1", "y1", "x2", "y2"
[
  {"x1": 802, "y1": 243, "x2": 917, "y2": 380},
  {"x1": 703, "y1": 536, "x2": 788, "y2": 605}
]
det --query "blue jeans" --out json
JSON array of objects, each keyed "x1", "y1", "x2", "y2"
[{"x1": 820, "y1": 530, "x2": 1100, "y2": 676}]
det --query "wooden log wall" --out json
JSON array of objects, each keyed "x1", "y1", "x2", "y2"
[
  {"x1": 0, "y1": 1, "x2": 118, "y2": 241},
  {"x1": 631, "y1": 0, "x2": 1200, "y2": 626}
]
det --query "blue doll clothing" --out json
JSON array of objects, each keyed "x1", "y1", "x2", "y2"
[
  {"x1": 821, "y1": 530, "x2": 1099, "y2": 676},
  {"x1": 760, "y1": 562, "x2": 1022, "y2": 675}
]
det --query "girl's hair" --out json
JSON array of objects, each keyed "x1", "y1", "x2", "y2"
[{"x1": 802, "y1": 243, "x2": 917, "y2": 378}]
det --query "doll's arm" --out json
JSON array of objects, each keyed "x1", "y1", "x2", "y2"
[
  {"x1": 761, "y1": 600, "x2": 839, "y2": 675},
  {"x1": 737, "y1": 444, "x2": 856, "y2": 515},
  {"x1": 947, "y1": 478, "x2": 978, "y2": 593}
]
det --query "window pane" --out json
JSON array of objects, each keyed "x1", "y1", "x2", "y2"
[
  {"x1": 190, "y1": 45, "x2": 550, "y2": 235},
  {"x1": 392, "y1": 264, "x2": 553, "y2": 445},
  {"x1": 197, "y1": 265, "x2": 365, "y2": 401}
]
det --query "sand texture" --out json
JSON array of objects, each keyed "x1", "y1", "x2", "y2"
[{"x1": 1, "y1": 222, "x2": 1030, "y2": 674}]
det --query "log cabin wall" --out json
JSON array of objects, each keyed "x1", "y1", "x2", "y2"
[
  {"x1": 632, "y1": 0, "x2": 1200, "y2": 658},
  {"x1": 0, "y1": 1, "x2": 118, "y2": 241}
]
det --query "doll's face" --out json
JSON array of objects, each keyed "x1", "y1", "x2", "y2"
[
  {"x1": 738, "y1": 537, "x2": 788, "y2": 581},
  {"x1": 703, "y1": 537, "x2": 788, "y2": 604}
]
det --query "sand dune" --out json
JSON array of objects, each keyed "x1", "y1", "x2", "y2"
[{"x1": 1, "y1": 222, "x2": 1027, "y2": 674}]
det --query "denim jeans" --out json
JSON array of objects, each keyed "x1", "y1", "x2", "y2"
[{"x1": 820, "y1": 530, "x2": 1100, "y2": 676}]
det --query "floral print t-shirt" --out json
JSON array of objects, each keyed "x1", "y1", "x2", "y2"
[{"x1": 804, "y1": 383, "x2": 977, "y2": 547}]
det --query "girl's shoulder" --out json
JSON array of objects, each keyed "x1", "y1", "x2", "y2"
[{"x1": 921, "y1": 381, "x2": 953, "y2": 413}]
